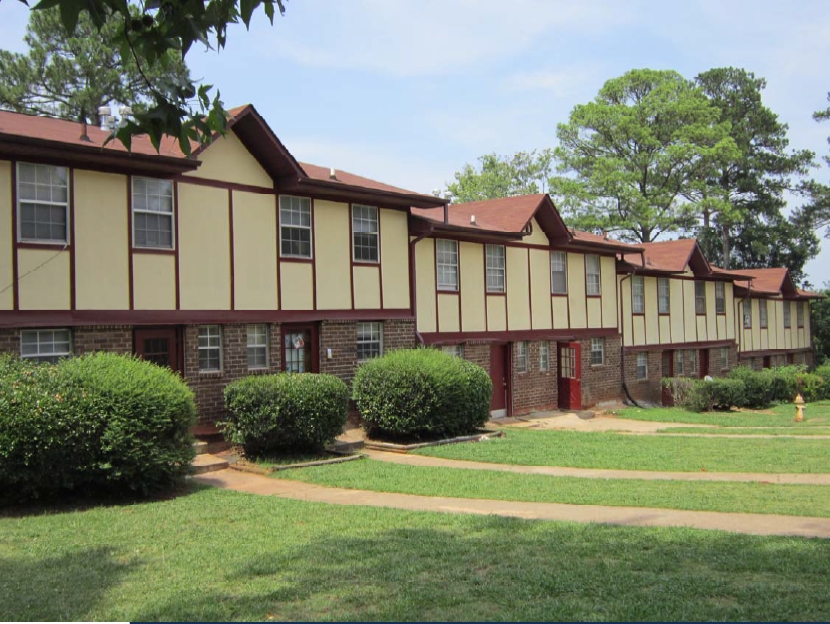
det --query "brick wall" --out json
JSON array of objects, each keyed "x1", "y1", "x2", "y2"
[
  {"x1": 623, "y1": 349, "x2": 663, "y2": 404},
  {"x1": 319, "y1": 321, "x2": 357, "y2": 381},
  {"x1": 511, "y1": 340, "x2": 558, "y2": 414},
  {"x1": 0, "y1": 328, "x2": 19, "y2": 355},
  {"x1": 73, "y1": 325, "x2": 133, "y2": 355},
  {"x1": 463, "y1": 342, "x2": 490, "y2": 373},
  {"x1": 580, "y1": 335, "x2": 622, "y2": 406}
]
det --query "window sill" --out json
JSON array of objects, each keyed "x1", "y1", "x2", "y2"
[
  {"x1": 133, "y1": 247, "x2": 175, "y2": 255},
  {"x1": 590, "y1": 363, "x2": 605, "y2": 369},
  {"x1": 551, "y1": 292, "x2": 568, "y2": 297},
  {"x1": 486, "y1": 291, "x2": 507, "y2": 296},
  {"x1": 586, "y1": 294, "x2": 602, "y2": 299},
  {"x1": 17, "y1": 241, "x2": 69, "y2": 250},
  {"x1": 198, "y1": 370, "x2": 223, "y2": 377},
  {"x1": 438, "y1": 289, "x2": 460, "y2": 295},
  {"x1": 280, "y1": 256, "x2": 313, "y2": 264},
  {"x1": 353, "y1": 259, "x2": 380, "y2": 266}
]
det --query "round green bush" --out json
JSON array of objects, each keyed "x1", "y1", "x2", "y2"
[
  {"x1": 222, "y1": 373, "x2": 349, "y2": 456},
  {"x1": 685, "y1": 378, "x2": 746, "y2": 412},
  {"x1": 0, "y1": 352, "x2": 196, "y2": 502},
  {"x1": 352, "y1": 348, "x2": 492, "y2": 439}
]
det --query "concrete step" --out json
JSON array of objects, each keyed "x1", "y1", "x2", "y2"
[
  {"x1": 194, "y1": 441, "x2": 209, "y2": 455},
  {"x1": 192, "y1": 453, "x2": 229, "y2": 475},
  {"x1": 329, "y1": 439, "x2": 365, "y2": 454}
]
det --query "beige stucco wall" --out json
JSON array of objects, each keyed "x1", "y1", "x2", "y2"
[
  {"x1": 314, "y1": 200, "x2": 350, "y2": 310},
  {"x1": 177, "y1": 183, "x2": 231, "y2": 309},
  {"x1": 506, "y1": 246, "x2": 530, "y2": 330},
  {"x1": 552, "y1": 296, "x2": 568, "y2": 329},
  {"x1": 74, "y1": 170, "x2": 129, "y2": 309},
  {"x1": 414, "y1": 238, "x2": 436, "y2": 333},
  {"x1": 187, "y1": 132, "x2": 273, "y2": 188},
  {"x1": 567, "y1": 252, "x2": 586, "y2": 328},
  {"x1": 233, "y1": 191, "x2": 278, "y2": 310},
  {"x1": 525, "y1": 218, "x2": 548, "y2": 245},
  {"x1": 280, "y1": 261, "x2": 314, "y2": 310},
  {"x1": 529, "y1": 248, "x2": 551, "y2": 329},
  {"x1": 380, "y1": 209, "x2": 410, "y2": 309},
  {"x1": 601, "y1": 256, "x2": 617, "y2": 328},
  {"x1": 0, "y1": 161, "x2": 13, "y2": 310},
  {"x1": 460, "y1": 242, "x2": 486, "y2": 332},
  {"x1": 18, "y1": 248, "x2": 70, "y2": 309},
  {"x1": 487, "y1": 294, "x2": 507, "y2": 331},
  {"x1": 353, "y1": 265, "x2": 381, "y2": 309},
  {"x1": 438, "y1": 293, "x2": 460, "y2": 332},
  {"x1": 133, "y1": 253, "x2": 176, "y2": 309}
]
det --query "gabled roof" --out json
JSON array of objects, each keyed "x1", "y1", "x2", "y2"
[
  {"x1": 621, "y1": 239, "x2": 714, "y2": 275},
  {"x1": 0, "y1": 106, "x2": 446, "y2": 208},
  {"x1": 410, "y1": 194, "x2": 643, "y2": 251},
  {"x1": 729, "y1": 267, "x2": 819, "y2": 299},
  {"x1": 797, "y1": 288, "x2": 825, "y2": 300}
]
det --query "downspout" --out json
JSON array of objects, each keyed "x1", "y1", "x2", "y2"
[
  {"x1": 619, "y1": 251, "x2": 644, "y2": 408},
  {"x1": 409, "y1": 223, "x2": 435, "y2": 346}
]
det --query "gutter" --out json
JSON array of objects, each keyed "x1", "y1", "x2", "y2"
[
  {"x1": 619, "y1": 251, "x2": 644, "y2": 407},
  {"x1": 409, "y1": 223, "x2": 435, "y2": 345}
]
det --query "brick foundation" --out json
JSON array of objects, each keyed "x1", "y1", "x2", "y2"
[
  {"x1": 511, "y1": 340, "x2": 558, "y2": 414},
  {"x1": 580, "y1": 335, "x2": 622, "y2": 406}
]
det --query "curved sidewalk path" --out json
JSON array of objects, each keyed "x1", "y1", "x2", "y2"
[
  {"x1": 364, "y1": 449, "x2": 830, "y2": 485},
  {"x1": 193, "y1": 469, "x2": 830, "y2": 539}
]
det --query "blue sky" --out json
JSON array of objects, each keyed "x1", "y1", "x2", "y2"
[{"x1": 1, "y1": 0, "x2": 828, "y2": 284}]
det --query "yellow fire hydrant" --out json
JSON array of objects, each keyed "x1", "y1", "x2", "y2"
[{"x1": 794, "y1": 393, "x2": 805, "y2": 422}]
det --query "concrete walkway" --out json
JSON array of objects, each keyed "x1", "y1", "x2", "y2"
[
  {"x1": 364, "y1": 449, "x2": 830, "y2": 485},
  {"x1": 193, "y1": 469, "x2": 830, "y2": 539}
]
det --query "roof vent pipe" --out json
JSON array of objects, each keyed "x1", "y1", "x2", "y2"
[
  {"x1": 470, "y1": 214, "x2": 476, "y2": 226},
  {"x1": 329, "y1": 167, "x2": 336, "y2": 179}
]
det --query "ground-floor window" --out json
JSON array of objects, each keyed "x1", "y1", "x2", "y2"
[
  {"x1": 590, "y1": 338, "x2": 605, "y2": 366},
  {"x1": 636, "y1": 352, "x2": 648, "y2": 380},
  {"x1": 674, "y1": 350, "x2": 684, "y2": 376},
  {"x1": 539, "y1": 341, "x2": 550, "y2": 372},
  {"x1": 441, "y1": 344, "x2": 464, "y2": 358},
  {"x1": 720, "y1": 347, "x2": 730, "y2": 371},
  {"x1": 20, "y1": 328, "x2": 72, "y2": 363},
  {"x1": 246, "y1": 324, "x2": 269, "y2": 370},
  {"x1": 515, "y1": 341, "x2": 528, "y2": 372},
  {"x1": 357, "y1": 322, "x2": 383, "y2": 363},
  {"x1": 198, "y1": 325, "x2": 222, "y2": 372}
]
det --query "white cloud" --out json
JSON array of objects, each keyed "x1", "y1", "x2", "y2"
[{"x1": 502, "y1": 65, "x2": 604, "y2": 96}]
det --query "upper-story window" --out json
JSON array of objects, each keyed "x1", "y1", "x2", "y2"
[
  {"x1": 132, "y1": 177, "x2": 174, "y2": 249},
  {"x1": 485, "y1": 244, "x2": 505, "y2": 293},
  {"x1": 279, "y1": 195, "x2": 312, "y2": 258},
  {"x1": 658, "y1": 277, "x2": 670, "y2": 314},
  {"x1": 585, "y1": 255, "x2": 601, "y2": 296},
  {"x1": 436, "y1": 239, "x2": 459, "y2": 291},
  {"x1": 17, "y1": 162, "x2": 69, "y2": 244},
  {"x1": 352, "y1": 204, "x2": 379, "y2": 263},
  {"x1": 695, "y1": 281, "x2": 706, "y2": 314},
  {"x1": 743, "y1": 299, "x2": 752, "y2": 328},
  {"x1": 632, "y1": 275, "x2": 645, "y2": 314},
  {"x1": 550, "y1": 251, "x2": 567, "y2": 294},
  {"x1": 715, "y1": 282, "x2": 726, "y2": 314},
  {"x1": 759, "y1": 299, "x2": 768, "y2": 328},
  {"x1": 784, "y1": 301, "x2": 791, "y2": 328},
  {"x1": 797, "y1": 302, "x2": 805, "y2": 328}
]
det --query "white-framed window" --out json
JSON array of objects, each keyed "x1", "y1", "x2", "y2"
[
  {"x1": 674, "y1": 350, "x2": 684, "y2": 376},
  {"x1": 658, "y1": 277, "x2": 670, "y2": 314},
  {"x1": 550, "y1": 251, "x2": 567, "y2": 294},
  {"x1": 516, "y1": 341, "x2": 528, "y2": 372},
  {"x1": 590, "y1": 337, "x2": 605, "y2": 365},
  {"x1": 743, "y1": 299, "x2": 752, "y2": 328},
  {"x1": 132, "y1": 177, "x2": 174, "y2": 249},
  {"x1": 586, "y1": 254, "x2": 601, "y2": 296},
  {"x1": 797, "y1": 302, "x2": 805, "y2": 328},
  {"x1": 720, "y1": 347, "x2": 730, "y2": 371},
  {"x1": 198, "y1": 325, "x2": 222, "y2": 372},
  {"x1": 441, "y1": 344, "x2": 464, "y2": 358},
  {"x1": 357, "y1": 322, "x2": 383, "y2": 362},
  {"x1": 352, "y1": 204, "x2": 379, "y2": 263},
  {"x1": 784, "y1": 301, "x2": 791, "y2": 328},
  {"x1": 759, "y1": 299, "x2": 768, "y2": 329},
  {"x1": 436, "y1": 239, "x2": 459, "y2": 291},
  {"x1": 632, "y1": 275, "x2": 645, "y2": 314},
  {"x1": 20, "y1": 328, "x2": 72, "y2": 363},
  {"x1": 715, "y1": 282, "x2": 726, "y2": 314},
  {"x1": 17, "y1": 162, "x2": 69, "y2": 244},
  {"x1": 689, "y1": 349, "x2": 698, "y2": 375},
  {"x1": 246, "y1": 324, "x2": 269, "y2": 370},
  {"x1": 279, "y1": 195, "x2": 312, "y2": 258},
  {"x1": 539, "y1": 341, "x2": 550, "y2": 372},
  {"x1": 695, "y1": 281, "x2": 706, "y2": 314},
  {"x1": 485, "y1": 244, "x2": 505, "y2": 293},
  {"x1": 636, "y1": 352, "x2": 648, "y2": 380}
]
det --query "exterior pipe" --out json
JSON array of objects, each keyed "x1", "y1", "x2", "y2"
[
  {"x1": 619, "y1": 250, "x2": 645, "y2": 408},
  {"x1": 409, "y1": 223, "x2": 435, "y2": 346}
]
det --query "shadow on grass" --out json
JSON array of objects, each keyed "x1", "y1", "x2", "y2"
[
  {"x1": 132, "y1": 515, "x2": 830, "y2": 622},
  {"x1": 0, "y1": 546, "x2": 137, "y2": 621}
]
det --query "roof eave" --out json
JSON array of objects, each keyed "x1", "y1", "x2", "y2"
[{"x1": 292, "y1": 178, "x2": 447, "y2": 209}]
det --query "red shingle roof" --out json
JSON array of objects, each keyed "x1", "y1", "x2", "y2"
[
  {"x1": 412, "y1": 194, "x2": 548, "y2": 233},
  {"x1": 300, "y1": 162, "x2": 422, "y2": 197},
  {"x1": 732, "y1": 268, "x2": 788, "y2": 294},
  {"x1": 622, "y1": 239, "x2": 697, "y2": 273}
]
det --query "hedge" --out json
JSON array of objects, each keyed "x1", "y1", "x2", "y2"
[
  {"x1": 0, "y1": 352, "x2": 196, "y2": 502},
  {"x1": 222, "y1": 373, "x2": 349, "y2": 456},
  {"x1": 352, "y1": 348, "x2": 492, "y2": 439}
]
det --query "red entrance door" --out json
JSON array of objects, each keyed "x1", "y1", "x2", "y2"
[
  {"x1": 281, "y1": 324, "x2": 319, "y2": 373},
  {"x1": 134, "y1": 327, "x2": 181, "y2": 372},
  {"x1": 489, "y1": 344, "x2": 509, "y2": 416},
  {"x1": 700, "y1": 349, "x2": 710, "y2": 377},
  {"x1": 557, "y1": 342, "x2": 581, "y2": 410},
  {"x1": 661, "y1": 350, "x2": 674, "y2": 406}
]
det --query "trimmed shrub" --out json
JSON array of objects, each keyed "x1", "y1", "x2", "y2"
[
  {"x1": 685, "y1": 378, "x2": 746, "y2": 413},
  {"x1": 815, "y1": 364, "x2": 830, "y2": 400},
  {"x1": 352, "y1": 348, "x2": 492, "y2": 439},
  {"x1": 661, "y1": 377, "x2": 697, "y2": 407},
  {"x1": 0, "y1": 352, "x2": 196, "y2": 502},
  {"x1": 728, "y1": 366, "x2": 775, "y2": 408},
  {"x1": 222, "y1": 373, "x2": 349, "y2": 456}
]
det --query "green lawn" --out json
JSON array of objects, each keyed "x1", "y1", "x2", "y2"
[
  {"x1": 414, "y1": 429, "x2": 830, "y2": 473},
  {"x1": 658, "y1": 427, "x2": 830, "y2": 436},
  {"x1": 615, "y1": 401, "x2": 830, "y2": 428},
  {"x1": 276, "y1": 459, "x2": 830, "y2": 517},
  {"x1": 3, "y1": 486, "x2": 830, "y2": 622}
]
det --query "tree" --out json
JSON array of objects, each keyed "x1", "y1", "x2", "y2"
[
  {"x1": 5, "y1": 0, "x2": 287, "y2": 152},
  {"x1": 692, "y1": 68, "x2": 815, "y2": 267},
  {"x1": 810, "y1": 287, "x2": 830, "y2": 365},
  {"x1": 446, "y1": 150, "x2": 553, "y2": 203},
  {"x1": 0, "y1": 6, "x2": 190, "y2": 126},
  {"x1": 549, "y1": 69, "x2": 738, "y2": 243},
  {"x1": 800, "y1": 92, "x2": 830, "y2": 239}
]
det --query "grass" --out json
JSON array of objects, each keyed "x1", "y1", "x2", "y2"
[
  {"x1": 3, "y1": 485, "x2": 830, "y2": 621},
  {"x1": 276, "y1": 459, "x2": 830, "y2": 517},
  {"x1": 251, "y1": 451, "x2": 335, "y2": 468},
  {"x1": 615, "y1": 400, "x2": 830, "y2": 428},
  {"x1": 414, "y1": 429, "x2": 830, "y2": 473},
  {"x1": 658, "y1": 427, "x2": 830, "y2": 436}
]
